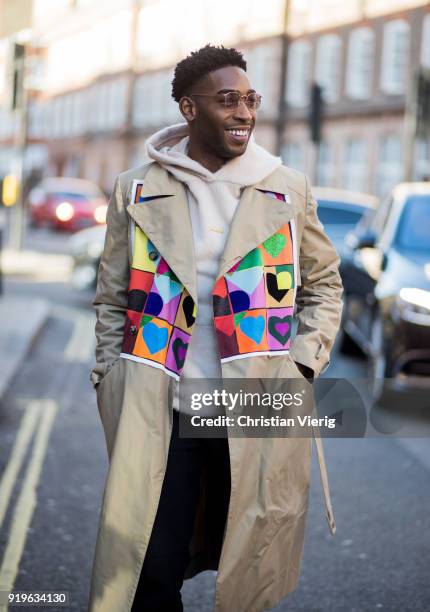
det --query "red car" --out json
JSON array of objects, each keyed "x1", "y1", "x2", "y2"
[{"x1": 28, "y1": 177, "x2": 108, "y2": 232}]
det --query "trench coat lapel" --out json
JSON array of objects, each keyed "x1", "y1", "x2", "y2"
[
  {"x1": 126, "y1": 163, "x2": 295, "y2": 305},
  {"x1": 126, "y1": 164, "x2": 198, "y2": 304},
  {"x1": 216, "y1": 170, "x2": 295, "y2": 282}
]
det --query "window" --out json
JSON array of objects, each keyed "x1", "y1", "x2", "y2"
[
  {"x1": 380, "y1": 19, "x2": 410, "y2": 95},
  {"x1": 285, "y1": 40, "x2": 312, "y2": 107},
  {"x1": 421, "y1": 13, "x2": 430, "y2": 69},
  {"x1": 107, "y1": 79, "x2": 127, "y2": 129},
  {"x1": 343, "y1": 139, "x2": 367, "y2": 192},
  {"x1": 376, "y1": 135, "x2": 403, "y2": 198},
  {"x1": 247, "y1": 45, "x2": 271, "y2": 101},
  {"x1": 281, "y1": 142, "x2": 304, "y2": 172},
  {"x1": 315, "y1": 34, "x2": 342, "y2": 103},
  {"x1": 394, "y1": 195, "x2": 430, "y2": 252},
  {"x1": 63, "y1": 95, "x2": 74, "y2": 137},
  {"x1": 52, "y1": 97, "x2": 63, "y2": 138},
  {"x1": 316, "y1": 203, "x2": 364, "y2": 226},
  {"x1": 132, "y1": 77, "x2": 145, "y2": 128},
  {"x1": 316, "y1": 141, "x2": 334, "y2": 186},
  {"x1": 415, "y1": 138, "x2": 430, "y2": 180},
  {"x1": 346, "y1": 27, "x2": 374, "y2": 99},
  {"x1": 95, "y1": 83, "x2": 109, "y2": 131},
  {"x1": 73, "y1": 91, "x2": 85, "y2": 135},
  {"x1": 369, "y1": 194, "x2": 393, "y2": 237}
]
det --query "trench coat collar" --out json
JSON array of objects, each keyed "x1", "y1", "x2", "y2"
[{"x1": 126, "y1": 162, "x2": 295, "y2": 305}]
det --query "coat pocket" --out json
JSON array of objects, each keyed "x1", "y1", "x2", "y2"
[
  {"x1": 95, "y1": 358, "x2": 125, "y2": 460},
  {"x1": 90, "y1": 358, "x2": 120, "y2": 389},
  {"x1": 287, "y1": 354, "x2": 307, "y2": 381}
]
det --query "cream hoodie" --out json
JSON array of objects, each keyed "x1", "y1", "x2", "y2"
[{"x1": 145, "y1": 122, "x2": 282, "y2": 416}]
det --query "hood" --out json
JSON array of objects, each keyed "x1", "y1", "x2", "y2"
[{"x1": 144, "y1": 122, "x2": 282, "y2": 187}]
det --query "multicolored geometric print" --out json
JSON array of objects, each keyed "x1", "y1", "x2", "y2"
[
  {"x1": 212, "y1": 190, "x2": 297, "y2": 362},
  {"x1": 120, "y1": 184, "x2": 296, "y2": 378},
  {"x1": 120, "y1": 184, "x2": 197, "y2": 380}
]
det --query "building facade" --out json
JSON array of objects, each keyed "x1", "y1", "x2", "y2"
[{"x1": 0, "y1": 0, "x2": 429, "y2": 198}]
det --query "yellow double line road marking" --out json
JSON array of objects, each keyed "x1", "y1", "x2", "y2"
[{"x1": 0, "y1": 400, "x2": 58, "y2": 610}]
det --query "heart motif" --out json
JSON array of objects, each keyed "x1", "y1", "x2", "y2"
[
  {"x1": 262, "y1": 233, "x2": 286, "y2": 258},
  {"x1": 236, "y1": 248, "x2": 262, "y2": 271},
  {"x1": 142, "y1": 322, "x2": 168, "y2": 354},
  {"x1": 172, "y1": 337, "x2": 188, "y2": 369},
  {"x1": 128, "y1": 289, "x2": 147, "y2": 312},
  {"x1": 234, "y1": 312, "x2": 246, "y2": 327},
  {"x1": 182, "y1": 295, "x2": 196, "y2": 327},
  {"x1": 268, "y1": 315, "x2": 292, "y2": 345},
  {"x1": 154, "y1": 274, "x2": 182, "y2": 303},
  {"x1": 230, "y1": 290, "x2": 250, "y2": 313},
  {"x1": 267, "y1": 273, "x2": 288, "y2": 303},
  {"x1": 145, "y1": 292, "x2": 163, "y2": 316},
  {"x1": 213, "y1": 295, "x2": 231, "y2": 317},
  {"x1": 226, "y1": 268, "x2": 263, "y2": 295},
  {"x1": 240, "y1": 315, "x2": 265, "y2": 345}
]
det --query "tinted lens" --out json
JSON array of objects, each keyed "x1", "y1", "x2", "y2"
[
  {"x1": 246, "y1": 93, "x2": 261, "y2": 109},
  {"x1": 224, "y1": 92, "x2": 240, "y2": 108}
]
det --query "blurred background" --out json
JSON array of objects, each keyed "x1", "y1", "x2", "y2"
[{"x1": 0, "y1": 1, "x2": 429, "y2": 611}]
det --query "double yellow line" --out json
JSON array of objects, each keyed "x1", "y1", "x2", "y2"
[{"x1": 0, "y1": 401, "x2": 58, "y2": 610}]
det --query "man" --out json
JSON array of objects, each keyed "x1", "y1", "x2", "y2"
[{"x1": 88, "y1": 44, "x2": 343, "y2": 612}]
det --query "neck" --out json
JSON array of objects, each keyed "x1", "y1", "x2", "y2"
[{"x1": 187, "y1": 139, "x2": 227, "y2": 173}]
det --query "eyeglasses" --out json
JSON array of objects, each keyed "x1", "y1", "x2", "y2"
[{"x1": 190, "y1": 91, "x2": 262, "y2": 110}]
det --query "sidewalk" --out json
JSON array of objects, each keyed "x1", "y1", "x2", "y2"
[
  {"x1": 0, "y1": 244, "x2": 72, "y2": 400},
  {"x1": 0, "y1": 296, "x2": 51, "y2": 401},
  {"x1": 1, "y1": 248, "x2": 72, "y2": 280}
]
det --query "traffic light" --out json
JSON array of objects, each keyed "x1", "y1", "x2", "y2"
[
  {"x1": 7, "y1": 42, "x2": 25, "y2": 111},
  {"x1": 416, "y1": 68, "x2": 430, "y2": 138},
  {"x1": 309, "y1": 83, "x2": 323, "y2": 144},
  {"x1": 2, "y1": 174, "x2": 19, "y2": 207}
]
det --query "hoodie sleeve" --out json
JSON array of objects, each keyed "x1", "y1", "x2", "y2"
[{"x1": 289, "y1": 176, "x2": 344, "y2": 378}]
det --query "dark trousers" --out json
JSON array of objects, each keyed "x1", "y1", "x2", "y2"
[{"x1": 131, "y1": 410, "x2": 231, "y2": 612}]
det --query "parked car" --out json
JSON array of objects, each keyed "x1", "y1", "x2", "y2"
[
  {"x1": 312, "y1": 187, "x2": 379, "y2": 259},
  {"x1": 28, "y1": 177, "x2": 107, "y2": 232},
  {"x1": 69, "y1": 224, "x2": 106, "y2": 290},
  {"x1": 339, "y1": 182, "x2": 430, "y2": 399}
]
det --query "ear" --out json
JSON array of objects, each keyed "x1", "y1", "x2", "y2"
[{"x1": 179, "y1": 96, "x2": 197, "y2": 122}]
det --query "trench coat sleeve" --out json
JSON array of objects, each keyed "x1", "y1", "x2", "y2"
[
  {"x1": 289, "y1": 176, "x2": 344, "y2": 378},
  {"x1": 90, "y1": 175, "x2": 130, "y2": 388}
]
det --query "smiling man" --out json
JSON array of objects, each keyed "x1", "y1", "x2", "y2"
[{"x1": 89, "y1": 44, "x2": 343, "y2": 612}]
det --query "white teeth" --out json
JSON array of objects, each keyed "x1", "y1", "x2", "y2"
[{"x1": 228, "y1": 129, "x2": 248, "y2": 136}]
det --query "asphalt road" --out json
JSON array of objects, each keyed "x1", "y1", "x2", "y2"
[{"x1": 0, "y1": 227, "x2": 429, "y2": 612}]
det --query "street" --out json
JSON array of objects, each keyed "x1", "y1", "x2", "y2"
[{"x1": 0, "y1": 227, "x2": 429, "y2": 612}]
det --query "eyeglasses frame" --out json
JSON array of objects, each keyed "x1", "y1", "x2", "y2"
[{"x1": 189, "y1": 91, "x2": 262, "y2": 110}]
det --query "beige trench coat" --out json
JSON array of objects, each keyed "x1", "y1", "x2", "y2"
[{"x1": 88, "y1": 161, "x2": 343, "y2": 612}]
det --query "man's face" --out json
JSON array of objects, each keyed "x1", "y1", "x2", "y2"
[{"x1": 183, "y1": 66, "x2": 257, "y2": 160}]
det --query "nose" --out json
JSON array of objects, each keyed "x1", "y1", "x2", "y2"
[{"x1": 234, "y1": 99, "x2": 253, "y2": 121}]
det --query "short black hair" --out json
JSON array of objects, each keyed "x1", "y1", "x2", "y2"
[{"x1": 171, "y1": 44, "x2": 247, "y2": 102}]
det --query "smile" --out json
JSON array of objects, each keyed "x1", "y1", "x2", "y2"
[{"x1": 226, "y1": 128, "x2": 250, "y2": 143}]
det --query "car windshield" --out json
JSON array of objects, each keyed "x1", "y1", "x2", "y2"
[
  {"x1": 50, "y1": 191, "x2": 96, "y2": 201},
  {"x1": 394, "y1": 195, "x2": 430, "y2": 252},
  {"x1": 316, "y1": 201, "x2": 364, "y2": 226}
]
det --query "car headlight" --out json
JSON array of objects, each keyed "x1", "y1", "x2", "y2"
[
  {"x1": 94, "y1": 204, "x2": 107, "y2": 224},
  {"x1": 396, "y1": 288, "x2": 430, "y2": 325},
  {"x1": 55, "y1": 201, "x2": 74, "y2": 222}
]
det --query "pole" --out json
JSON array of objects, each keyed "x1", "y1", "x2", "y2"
[
  {"x1": 275, "y1": 0, "x2": 291, "y2": 157},
  {"x1": 403, "y1": 69, "x2": 418, "y2": 182},
  {"x1": 9, "y1": 42, "x2": 29, "y2": 251}
]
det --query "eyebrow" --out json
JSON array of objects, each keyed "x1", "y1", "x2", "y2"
[{"x1": 216, "y1": 88, "x2": 256, "y2": 94}]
